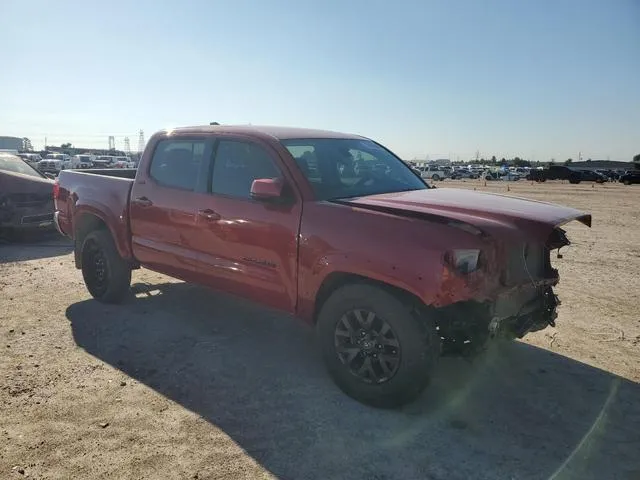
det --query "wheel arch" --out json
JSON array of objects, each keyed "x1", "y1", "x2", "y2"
[{"x1": 312, "y1": 271, "x2": 425, "y2": 325}]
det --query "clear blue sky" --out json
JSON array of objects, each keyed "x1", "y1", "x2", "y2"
[{"x1": 1, "y1": 0, "x2": 638, "y2": 161}]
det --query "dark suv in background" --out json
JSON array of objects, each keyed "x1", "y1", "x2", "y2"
[
  {"x1": 619, "y1": 170, "x2": 640, "y2": 185},
  {"x1": 526, "y1": 165, "x2": 606, "y2": 184}
]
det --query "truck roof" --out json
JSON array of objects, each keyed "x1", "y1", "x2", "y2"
[{"x1": 167, "y1": 125, "x2": 366, "y2": 141}]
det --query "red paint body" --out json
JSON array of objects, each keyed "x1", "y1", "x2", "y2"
[{"x1": 54, "y1": 125, "x2": 591, "y2": 323}]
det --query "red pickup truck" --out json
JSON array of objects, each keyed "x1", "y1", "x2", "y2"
[{"x1": 54, "y1": 125, "x2": 591, "y2": 408}]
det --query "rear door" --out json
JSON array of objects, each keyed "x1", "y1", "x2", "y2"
[
  {"x1": 191, "y1": 136, "x2": 302, "y2": 313},
  {"x1": 129, "y1": 136, "x2": 213, "y2": 281}
]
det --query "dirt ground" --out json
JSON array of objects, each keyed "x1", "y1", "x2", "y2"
[{"x1": 1, "y1": 180, "x2": 639, "y2": 480}]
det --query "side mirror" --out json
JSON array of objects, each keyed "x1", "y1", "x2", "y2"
[{"x1": 250, "y1": 178, "x2": 284, "y2": 201}]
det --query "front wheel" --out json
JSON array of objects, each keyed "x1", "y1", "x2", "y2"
[
  {"x1": 81, "y1": 230, "x2": 131, "y2": 303},
  {"x1": 317, "y1": 284, "x2": 440, "y2": 408}
]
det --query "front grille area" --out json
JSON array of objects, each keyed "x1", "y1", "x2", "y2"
[
  {"x1": 21, "y1": 213, "x2": 54, "y2": 224},
  {"x1": 10, "y1": 193, "x2": 50, "y2": 208},
  {"x1": 39, "y1": 161, "x2": 58, "y2": 170}
]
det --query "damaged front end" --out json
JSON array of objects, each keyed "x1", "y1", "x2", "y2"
[{"x1": 434, "y1": 226, "x2": 574, "y2": 356}]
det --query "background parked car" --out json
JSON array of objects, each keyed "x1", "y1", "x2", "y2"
[
  {"x1": 66, "y1": 154, "x2": 95, "y2": 169},
  {"x1": 526, "y1": 165, "x2": 604, "y2": 184},
  {"x1": 17, "y1": 153, "x2": 43, "y2": 168},
  {"x1": 113, "y1": 156, "x2": 136, "y2": 168},
  {"x1": 0, "y1": 152, "x2": 55, "y2": 233},
  {"x1": 92, "y1": 155, "x2": 116, "y2": 168},
  {"x1": 450, "y1": 169, "x2": 479, "y2": 179},
  {"x1": 619, "y1": 170, "x2": 640, "y2": 185},
  {"x1": 38, "y1": 153, "x2": 70, "y2": 175},
  {"x1": 579, "y1": 170, "x2": 607, "y2": 183},
  {"x1": 501, "y1": 171, "x2": 521, "y2": 181},
  {"x1": 418, "y1": 165, "x2": 448, "y2": 181}
]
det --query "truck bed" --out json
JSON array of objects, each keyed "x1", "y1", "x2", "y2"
[
  {"x1": 55, "y1": 169, "x2": 136, "y2": 261},
  {"x1": 75, "y1": 168, "x2": 138, "y2": 179}
]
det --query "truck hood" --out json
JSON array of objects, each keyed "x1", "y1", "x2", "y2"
[{"x1": 336, "y1": 188, "x2": 591, "y2": 238}]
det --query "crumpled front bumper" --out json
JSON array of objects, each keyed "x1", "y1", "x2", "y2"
[
  {"x1": 0, "y1": 202, "x2": 55, "y2": 230},
  {"x1": 489, "y1": 284, "x2": 560, "y2": 339},
  {"x1": 434, "y1": 279, "x2": 561, "y2": 355}
]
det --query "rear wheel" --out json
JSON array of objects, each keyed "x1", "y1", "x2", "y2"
[
  {"x1": 432, "y1": 174, "x2": 440, "y2": 181},
  {"x1": 623, "y1": 180, "x2": 631, "y2": 185},
  {"x1": 81, "y1": 230, "x2": 131, "y2": 303},
  {"x1": 317, "y1": 284, "x2": 440, "y2": 408}
]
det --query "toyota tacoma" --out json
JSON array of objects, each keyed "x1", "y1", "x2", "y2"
[{"x1": 53, "y1": 125, "x2": 591, "y2": 407}]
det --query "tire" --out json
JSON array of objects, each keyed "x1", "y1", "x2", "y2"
[
  {"x1": 569, "y1": 176, "x2": 581, "y2": 184},
  {"x1": 623, "y1": 180, "x2": 631, "y2": 185},
  {"x1": 81, "y1": 229, "x2": 131, "y2": 303},
  {"x1": 432, "y1": 174, "x2": 440, "y2": 181},
  {"x1": 317, "y1": 284, "x2": 440, "y2": 408}
]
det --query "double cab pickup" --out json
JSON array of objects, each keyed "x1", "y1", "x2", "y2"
[{"x1": 54, "y1": 125, "x2": 591, "y2": 407}]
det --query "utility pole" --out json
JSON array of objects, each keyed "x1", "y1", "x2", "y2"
[{"x1": 137, "y1": 130, "x2": 145, "y2": 153}]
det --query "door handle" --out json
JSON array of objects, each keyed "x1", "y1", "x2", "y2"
[
  {"x1": 197, "y1": 208, "x2": 221, "y2": 221},
  {"x1": 132, "y1": 196, "x2": 153, "y2": 207}
]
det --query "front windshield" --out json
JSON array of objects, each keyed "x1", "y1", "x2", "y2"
[
  {"x1": 0, "y1": 153, "x2": 44, "y2": 178},
  {"x1": 282, "y1": 138, "x2": 427, "y2": 200}
]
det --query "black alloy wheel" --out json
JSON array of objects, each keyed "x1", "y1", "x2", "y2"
[
  {"x1": 83, "y1": 238, "x2": 110, "y2": 298},
  {"x1": 81, "y1": 230, "x2": 131, "y2": 303},
  {"x1": 334, "y1": 309, "x2": 401, "y2": 384}
]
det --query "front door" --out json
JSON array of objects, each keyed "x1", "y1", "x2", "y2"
[
  {"x1": 129, "y1": 137, "x2": 212, "y2": 281},
  {"x1": 191, "y1": 137, "x2": 302, "y2": 313}
]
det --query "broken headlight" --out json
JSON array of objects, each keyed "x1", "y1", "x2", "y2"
[{"x1": 446, "y1": 249, "x2": 482, "y2": 274}]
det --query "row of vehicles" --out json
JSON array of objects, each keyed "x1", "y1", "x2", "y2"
[
  {"x1": 412, "y1": 162, "x2": 639, "y2": 185},
  {"x1": 525, "y1": 165, "x2": 636, "y2": 184},
  {"x1": 412, "y1": 164, "x2": 530, "y2": 181},
  {"x1": 17, "y1": 153, "x2": 135, "y2": 175}
]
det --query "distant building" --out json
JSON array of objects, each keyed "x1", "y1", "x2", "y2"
[{"x1": 0, "y1": 136, "x2": 23, "y2": 151}]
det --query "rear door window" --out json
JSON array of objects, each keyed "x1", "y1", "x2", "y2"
[{"x1": 149, "y1": 139, "x2": 208, "y2": 191}]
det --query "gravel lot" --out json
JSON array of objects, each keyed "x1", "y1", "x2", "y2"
[{"x1": 1, "y1": 180, "x2": 639, "y2": 480}]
